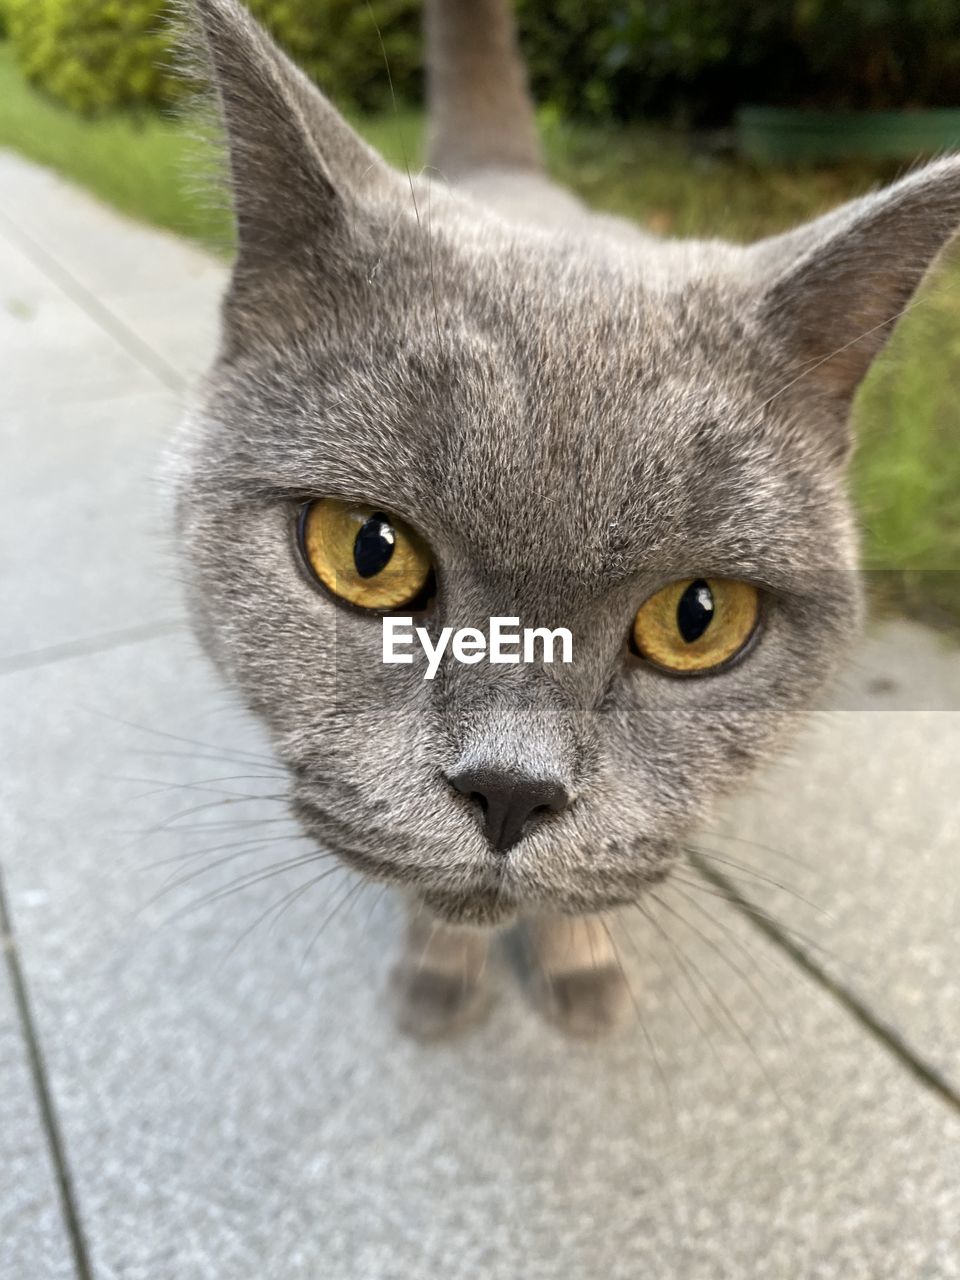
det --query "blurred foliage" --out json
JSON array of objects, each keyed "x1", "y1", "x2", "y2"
[
  {"x1": 6, "y1": 0, "x2": 182, "y2": 114},
  {"x1": 776, "y1": 0, "x2": 960, "y2": 110},
  {"x1": 517, "y1": 0, "x2": 740, "y2": 123},
  {"x1": 4, "y1": 0, "x2": 422, "y2": 115},
  {"x1": 247, "y1": 0, "x2": 421, "y2": 111},
  {"x1": 244, "y1": 0, "x2": 960, "y2": 121},
  {"x1": 516, "y1": 1, "x2": 960, "y2": 123},
  {"x1": 6, "y1": 1, "x2": 960, "y2": 122}
]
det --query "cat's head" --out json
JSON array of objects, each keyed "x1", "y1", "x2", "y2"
[{"x1": 175, "y1": 0, "x2": 960, "y2": 925}]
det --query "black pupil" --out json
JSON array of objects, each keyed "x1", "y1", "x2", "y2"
[
  {"x1": 677, "y1": 580, "x2": 715, "y2": 644},
  {"x1": 354, "y1": 513, "x2": 396, "y2": 579}
]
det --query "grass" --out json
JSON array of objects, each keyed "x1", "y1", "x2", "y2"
[{"x1": 1, "y1": 44, "x2": 958, "y2": 629}]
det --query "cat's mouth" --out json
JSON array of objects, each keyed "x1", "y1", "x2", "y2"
[
  {"x1": 290, "y1": 796, "x2": 677, "y2": 924},
  {"x1": 290, "y1": 796, "x2": 515, "y2": 918},
  {"x1": 418, "y1": 848, "x2": 678, "y2": 925}
]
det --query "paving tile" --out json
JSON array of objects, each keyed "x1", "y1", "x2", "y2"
[
  {"x1": 707, "y1": 617, "x2": 960, "y2": 1091},
  {"x1": 0, "y1": 151, "x2": 226, "y2": 389},
  {"x1": 1, "y1": 636, "x2": 958, "y2": 1280},
  {"x1": 836, "y1": 617, "x2": 960, "y2": 711},
  {"x1": 0, "y1": 230, "x2": 68, "y2": 313},
  {"x1": 0, "y1": 964, "x2": 76, "y2": 1279},
  {"x1": 0, "y1": 389, "x2": 185, "y2": 659},
  {"x1": 0, "y1": 227, "x2": 160, "y2": 410},
  {"x1": 0, "y1": 151, "x2": 227, "y2": 308},
  {"x1": 102, "y1": 276, "x2": 227, "y2": 383},
  {"x1": 0, "y1": 151, "x2": 71, "y2": 224}
]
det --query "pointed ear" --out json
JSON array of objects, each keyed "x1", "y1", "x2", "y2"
[
  {"x1": 752, "y1": 157, "x2": 960, "y2": 407},
  {"x1": 185, "y1": 0, "x2": 394, "y2": 268}
]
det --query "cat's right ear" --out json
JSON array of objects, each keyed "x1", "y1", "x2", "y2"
[{"x1": 184, "y1": 0, "x2": 396, "y2": 275}]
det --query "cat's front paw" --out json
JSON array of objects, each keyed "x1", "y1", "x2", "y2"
[
  {"x1": 524, "y1": 914, "x2": 632, "y2": 1039},
  {"x1": 390, "y1": 963, "x2": 492, "y2": 1041},
  {"x1": 532, "y1": 964, "x2": 632, "y2": 1039}
]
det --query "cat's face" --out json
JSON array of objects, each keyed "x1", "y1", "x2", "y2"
[
  {"x1": 178, "y1": 211, "x2": 862, "y2": 924},
  {"x1": 176, "y1": 0, "x2": 960, "y2": 925}
]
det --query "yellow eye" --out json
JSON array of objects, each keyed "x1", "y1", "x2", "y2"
[
  {"x1": 299, "y1": 498, "x2": 433, "y2": 611},
  {"x1": 632, "y1": 578, "x2": 760, "y2": 674}
]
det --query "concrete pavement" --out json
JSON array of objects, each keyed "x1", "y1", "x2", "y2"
[{"x1": 1, "y1": 149, "x2": 959, "y2": 1280}]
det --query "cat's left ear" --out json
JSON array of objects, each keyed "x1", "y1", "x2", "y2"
[
  {"x1": 185, "y1": 0, "x2": 399, "y2": 273},
  {"x1": 750, "y1": 157, "x2": 960, "y2": 422}
]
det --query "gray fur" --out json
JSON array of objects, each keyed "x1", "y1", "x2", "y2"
[{"x1": 174, "y1": 0, "x2": 960, "y2": 938}]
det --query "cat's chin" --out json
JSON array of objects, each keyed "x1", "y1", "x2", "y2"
[
  {"x1": 418, "y1": 886, "x2": 645, "y2": 928},
  {"x1": 420, "y1": 888, "x2": 519, "y2": 929}
]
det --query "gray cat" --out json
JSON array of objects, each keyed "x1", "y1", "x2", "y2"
[{"x1": 175, "y1": 0, "x2": 960, "y2": 1038}]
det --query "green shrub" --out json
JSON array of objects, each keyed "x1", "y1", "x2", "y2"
[
  {"x1": 6, "y1": 0, "x2": 420, "y2": 116},
  {"x1": 247, "y1": 0, "x2": 421, "y2": 111},
  {"x1": 7, "y1": 0, "x2": 181, "y2": 114},
  {"x1": 766, "y1": 0, "x2": 960, "y2": 111},
  {"x1": 13, "y1": 0, "x2": 960, "y2": 127},
  {"x1": 515, "y1": 1, "x2": 960, "y2": 123}
]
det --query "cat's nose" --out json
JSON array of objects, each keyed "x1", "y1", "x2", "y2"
[{"x1": 446, "y1": 766, "x2": 570, "y2": 854}]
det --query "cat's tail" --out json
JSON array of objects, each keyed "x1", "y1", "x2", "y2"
[{"x1": 424, "y1": 0, "x2": 543, "y2": 179}]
